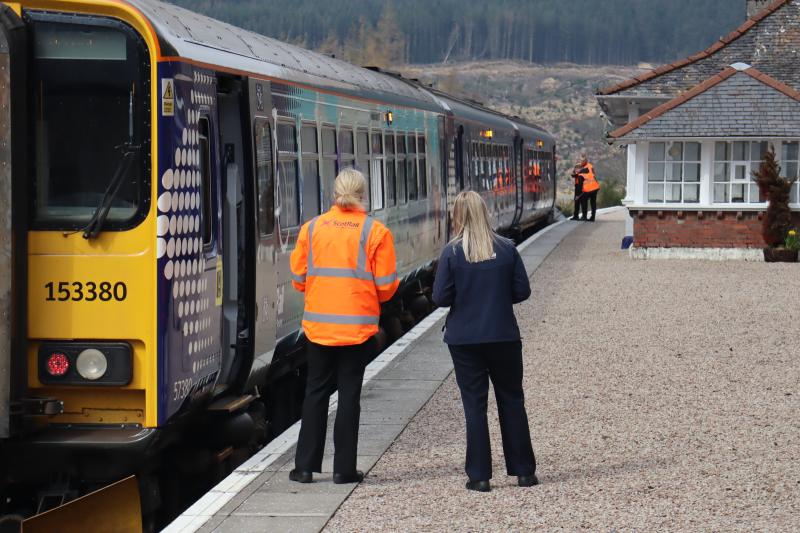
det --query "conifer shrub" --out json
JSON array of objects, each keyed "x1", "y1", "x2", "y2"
[{"x1": 752, "y1": 148, "x2": 797, "y2": 247}]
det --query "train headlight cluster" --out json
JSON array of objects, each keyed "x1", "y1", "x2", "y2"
[
  {"x1": 76, "y1": 349, "x2": 108, "y2": 381},
  {"x1": 46, "y1": 352, "x2": 70, "y2": 377}
]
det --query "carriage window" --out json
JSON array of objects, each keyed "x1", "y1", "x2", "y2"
[
  {"x1": 200, "y1": 118, "x2": 214, "y2": 244},
  {"x1": 31, "y1": 15, "x2": 150, "y2": 229},
  {"x1": 339, "y1": 127, "x2": 355, "y2": 170},
  {"x1": 396, "y1": 134, "x2": 407, "y2": 204},
  {"x1": 253, "y1": 119, "x2": 274, "y2": 236},
  {"x1": 370, "y1": 133, "x2": 385, "y2": 210},
  {"x1": 356, "y1": 131, "x2": 372, "y2": 210},
  {"x1": 386, "y1": 133, "x2": 396, "y2": 206},
  {"x1": 321, "y1": 126, "x2": 337, "y2": 210},
  {"x1": 301, "y1": 124, "x2": 320, "y2": 222},
  {"x1": 407, "y1": 134, "x2": 418, "y2": 201},
  {"x1": 277, "y1": 121, "x2": 299, "y2": 227},
  {"x1": 418, "y1": 136, "x2": 427, "y2": 199}
]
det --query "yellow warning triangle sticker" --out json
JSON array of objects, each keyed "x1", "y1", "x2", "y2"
[{"x1": 163, "y1": 81, "x2": 174, "y2": 99}]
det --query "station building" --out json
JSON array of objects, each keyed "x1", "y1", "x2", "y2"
[{"x1": 597, "y1": 0, "x2": 800, "y2": 259}]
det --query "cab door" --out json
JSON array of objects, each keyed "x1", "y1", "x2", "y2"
[
  {"x1": 245, "y1": 79, "x2": 278, "y2": 386},
  {"x1": 0, "y1": 4, "x2": 28, "y2": 438}
]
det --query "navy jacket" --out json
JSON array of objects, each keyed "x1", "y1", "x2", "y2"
[{"x1": 432, "y1": 237, "x2": 531, "y2": 345}]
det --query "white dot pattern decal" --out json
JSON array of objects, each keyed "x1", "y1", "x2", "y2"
[{"x1": 158, "y1": 67, "x2": 220, "y2": 380}]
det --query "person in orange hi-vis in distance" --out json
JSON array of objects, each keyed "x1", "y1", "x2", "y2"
[{"x1": 288, "y1": 168, "x2": 399, "y2": 485}]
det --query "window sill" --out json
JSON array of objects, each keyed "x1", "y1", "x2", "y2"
[{"x1": 623, "y1": 202, "x2": 800, "y2": 211}]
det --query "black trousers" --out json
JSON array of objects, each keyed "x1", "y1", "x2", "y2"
[
  {"x1": 580, "y1": 191, "x2": 598, "y2": 220},
  {"x1": 448, "y1": 341, "x2": 536, "y2": 481},
  {"x1": 295, "y1": 340, "x2": 371, "y2": 475}
]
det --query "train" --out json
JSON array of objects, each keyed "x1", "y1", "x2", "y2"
[{"x1": 0, "y1": 0, "x2": 556, "y2": 527}]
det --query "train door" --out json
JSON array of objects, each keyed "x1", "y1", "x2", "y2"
[
  {"x1": 216, "y1": 78, "x2": 252, "y2": 387},
  {"x1": 246, "y1": 79, "x2": 278, "y2": 384},
  {"x1": 0, "y1": 4, "x2": 27, "y2": 438},
  {"x1": 512, "y1": 137, "x2": 524, "y2": 227}
]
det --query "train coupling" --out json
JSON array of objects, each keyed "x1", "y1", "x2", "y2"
[{"x1": 12, "y1": 397, "x2": 64, "y2": 417}]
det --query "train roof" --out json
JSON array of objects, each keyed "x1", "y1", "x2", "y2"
[{"x1": 125, "y1": 0, "x2": 442, "y2": 112}]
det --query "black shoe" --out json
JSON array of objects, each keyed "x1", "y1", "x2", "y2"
[
  {"x1": 333, "y1": 470, "x2": 364, "y2": 484},
  {"x1": 570, "y1": 217, "x2": 579, "y2": 221},
  {"x1": 289, "y1": 469, "x2": 313, "y2": 483},
  {"x1": 465, "y1": 479, "x2": 491, "y2": 492},
  {"x1": 588, "y1": 218, "x2": 595, "y2": 222},
  {"x1": 518, "y1": 474, "x2": 539, "y2": 487},
  {"x1": 579, "y1": 217, "x2": 588, "y2": 221}
]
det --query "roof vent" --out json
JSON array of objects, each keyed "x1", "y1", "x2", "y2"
[{"x1": 731, "y1": 62, "x2": 752, "y2": 71}]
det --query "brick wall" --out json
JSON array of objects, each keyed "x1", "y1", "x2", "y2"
[{"x1": 631, "y1": 209, "x2": 800, "y2": 248}]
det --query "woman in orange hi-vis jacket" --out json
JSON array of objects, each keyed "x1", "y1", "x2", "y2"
[{"x1": 288, "y1": 168, "x2": 399, "y2": 485}]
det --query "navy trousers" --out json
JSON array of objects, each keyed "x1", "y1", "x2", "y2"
[
  {"x1": 448, "y1": 341, "x2": 536, "y2": 481},
  {"x1": 295, "y1": 340, "x2": 371, "y2": 475}
]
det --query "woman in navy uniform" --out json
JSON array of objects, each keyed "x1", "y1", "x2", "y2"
[{"x1": 432, "y1": 191, "x2": 537, "y2": 492}]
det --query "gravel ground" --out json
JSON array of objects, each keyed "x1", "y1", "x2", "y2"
[{"x1": 325, "y1": 211, "x2": 800, "y2": 532}]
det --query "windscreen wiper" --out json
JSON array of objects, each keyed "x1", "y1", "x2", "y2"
[{"x1": 81, "y1": 145, "x2": 138, "y2": 240}]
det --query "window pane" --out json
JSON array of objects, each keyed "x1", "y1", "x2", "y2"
[
  {"x1": 792, "y1": 183, "x2": 799, "y2": 204},
  {"x1": 684, "y1": 184, "x2": 700, "y2": 203},
  {"x1": 200, "y1": 119, "x2": 214, "y2": 244},
  {"x1": 419, "y1": 157, "x2": 427, "y2": 198},
  {"x1": 648, "y1": 162, "x2": 665, "y2": 181},
  {"x1": 735, "y1": 165, "x2": 747, "y2": 181},
  {"x1": 786, "y1": 162, "x2": 799, "y2": 179},
  {"x1": 714, "y1": 162, "x2": 729, "y2": 182},
  {"x1": 397, "y1": 135, "x2": 406, "y2": 155},
  {"x1": 750, "y1": 183, "x2": 763, "y2": 203},
  {"x1": 370, "y1": 159, "x2": 384, "y2": 210},
  {"x1": 386, "y1": 161, "x2": 396, "y2": 206},
  {"x1": 715, "y1": 141, "x2": 729, "y2": 161},
  {"x1": 684, "y1": 142, "x2": 701, "y2": 161},
  {"x1": 397, "y1": 158, "x2": 407, "y2": 203},
  {"x1": 733, "y1": 141, "x2": 747, "y2": 160},
  {"x1": 409, "y1": 135, "x2": 417, "y2": 154},
  {"x1": 254, "y1": 120, "x2": 274, "y2": 236},
  {"x1": 667, "y1": 142, "x2": 683, "y2": 161},
  {"x1": 371, "y1": 133, "x2": 384, "y2": 154},
  {"x1": 750, "y1": 161, "x2": 761, "y2": 180},
  {"x1": 355, "y1": 158, "x2": 371, "y2": 210},
  {"x1": 321, "y1": 159, "x2": 336, "y2": 210},
  {"x1": 418, "y1": 136, "x2": 426, "y2": 154},
  {"x1": 301, "y1": 160, "x2": 319, "y2": 222},
  {"x1": 386, "y1": 134, "x2": 395, "y2": 155},
  {"x1": 278, "y1": 160, "x2": 299, "y2": 227},
  {"x1": 357, "y1": 131, "x2": 369, "y2": 157},
  {"x1": 322, "y1": 128, "x2": 336, "y2": 155},
  {"x1": 665, "y1": 183, "x2": 682, "y2": 202},
  {"x1": 751, "y1": 141, "x2": 767, "y2": 161},
  {"x1": 667, "y1": 163, "x2": 682, "y2": 182},
  {"x1": 714, "y1": 183, "x2": 728, "y2": 202},
  {"x1": 407, "y1": 160, "x2": 418, "y2": 201},
  {"x1": 300, "y1": 125, "x2": 317, "y2": 154},
  {"x1": 782, "y1": 141, "x2": 799, "y2": 161},
  {"x1": 647, "y1": 183, "x2": 664, "y2": 202},
  {"x1": 649, "y1": 142, "x2": 665, "y2": 161},
  {"x1": 684, "y1": 163, "x2": 700, "y2": 182},
  {"x1": 277, "y1": 123, "x2": 297, "y2": 152},
  {"x1": 339, "y1": 128, "x2": 354, "y2": 155},
  {"x1": 731, "y1": 183, "x2": 745, "y2": 202}
]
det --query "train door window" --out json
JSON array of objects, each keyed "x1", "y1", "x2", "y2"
[
  {"x1": 396, "y1": 134, "x2": 407, "y2": 204},
  {"x1": 277, "y1": 121, "x2": 299, "y2": 228},
  {"x1": 481, "y1": 144, "x2": 489, "y2": 190},
  {"x1": 370, "y1": 132, "x2": 384, "y2": 210},
  {"x1": 407, "y1": 133, "x2": 418, "y2": 201},
  {"x1": 339, "y1": 127, "x2": 354, "y2": 169},
  {"x1": 199, "y1": 117, "x2": 214, "y2": 244},
  {"x1": 418, "y1": 136, "x2": 427, "y2": 198},
  {"x1": 300, "y1": 124, "x2": 320, "y2": 222},
  {"x1": 356, "y1": 130, "x2": 372, "y2": 210},
  {"x1": 386, "y1": 133, "x2": 396, "y2": 207},
  {"x1": 321, "y1": 126, "x2": 337, "y2": 210},
  {"x1": 472, "y1": 142, "x2": 479, "y2": 185},
  {"x1": 253, "y1": 118, "x2": 274, "y2": 237}
]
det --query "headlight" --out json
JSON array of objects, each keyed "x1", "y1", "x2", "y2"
[{"x1": 76, "y1": 348, "x2": 108, "y2": 380}]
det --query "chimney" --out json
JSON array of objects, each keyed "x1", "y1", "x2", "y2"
[{"x1": 747, "y1": 0, "x2": 772, "y2": 18}]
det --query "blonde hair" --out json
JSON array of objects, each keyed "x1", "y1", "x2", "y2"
[
  {"x1": 333, "y1": 168, "x2": 366, "y2": 210},
  {"x1": 451, "y1": 191, "x2": 497, "y2": 263}
]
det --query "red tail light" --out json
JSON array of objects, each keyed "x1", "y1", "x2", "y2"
[{"x1": 46, "y1": 352, "x2": 70, "y2": 377}]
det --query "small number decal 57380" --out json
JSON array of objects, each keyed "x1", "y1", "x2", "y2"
[{"x1": 45, "y1": 281, "x2": 128, "y2": 302}]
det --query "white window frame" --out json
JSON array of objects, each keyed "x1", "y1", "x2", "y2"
[
  {"x1": 712, "y1": 140, "x2": 768, "y2": 205},
  {"x1": 779, "y1": 140, "x2": 800, "y2": 206},
  {"x1": 646, "y1": 141, "x2": 701, "y2": 204}
]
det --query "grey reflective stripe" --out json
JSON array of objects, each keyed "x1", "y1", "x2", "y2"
[
  {"x1": 374, "y1": 272, "x2": 398, "y2": 286},
  {"x1": 303, "y1": 311, "x2": 380, "y2": 325},
  {"x1": 291, "y1": 272, "x2": 306, "y2": 283},
  {"x1": 306, "y1": 214, "x2": 378, "y2": 282}
]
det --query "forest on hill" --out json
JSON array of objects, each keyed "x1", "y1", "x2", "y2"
[{"x1": 169, "y1": 0, "x2": 744, "y2": 66}]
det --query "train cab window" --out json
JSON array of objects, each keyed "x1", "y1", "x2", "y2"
[
  {"x1": 407, "y1": 134, "x2": 418, "y2": 201},
  {"x1": 356, "y1": 130, "x2": 372, "y2": 210},
  {"x1": 418, "y1": 136, "x2": 427, "y2": 199},
  {"x1": 31, "y1": 14, "x2": 150, "y2": 230},
  {"x1": 385, "y1": 133, "x2": 396, "y2": 207},
  {"x1": 370, "y1": 133, "x2": 385, "y2": 210},
  {"x1": 277, "y1": 121, "x2": 300, "y2": 228},
  {"x1": 321, "y1": 126, "x2": 337, "y2": 210},
  {"x1": 199, "y1": 118, "x2": 214, "y2": 245},
  {"x1": 300, "y1": 124, "x2": 320, "y2": 222},
  {"x1": 253, "y1": 119, "x2": 275, "y2": 237},
  {"x1": 396, "y1": 134, "x2": 407, "y2": 204},
  {"x1": 339, "y1": 127, "x2": 355, "y2": 170}
]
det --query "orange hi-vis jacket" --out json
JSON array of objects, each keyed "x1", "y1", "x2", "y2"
[
  {"x1": 581, "y1": 163, "x2": 600, "y2": 193},
  {"x1": 290, "y1": 205, "x2": 400, "y2": 346}
]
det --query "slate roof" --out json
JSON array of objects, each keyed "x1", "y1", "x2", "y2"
[
  {"x1": 599, "y1": 0, "x2": 800, "y2": 96},
  {"x1": 609, "y1": 66, "x2": 800, "y2": 139}
]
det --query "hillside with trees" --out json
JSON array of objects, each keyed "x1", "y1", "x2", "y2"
[{"x1": 169, "y1": 0, "x2": 743, "y2": 66}]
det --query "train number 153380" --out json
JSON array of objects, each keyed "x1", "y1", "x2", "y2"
[{"x1": 45, "y1": 281, "x2": 128, "y2": 302}]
